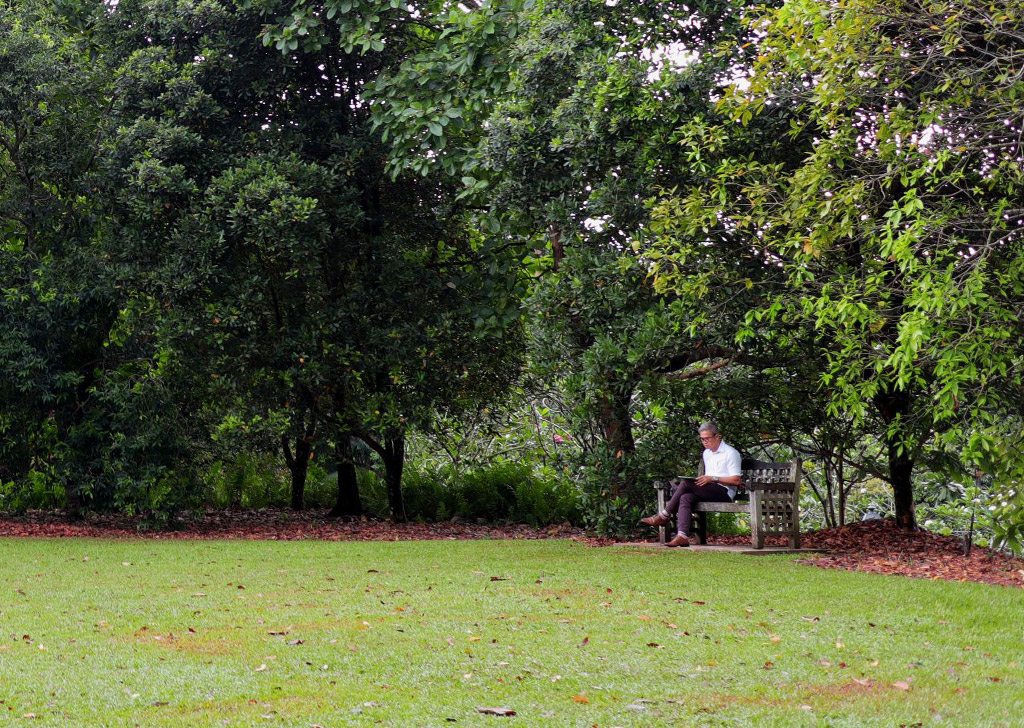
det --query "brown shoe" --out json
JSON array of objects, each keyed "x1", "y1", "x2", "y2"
[
  {"x1": 666, "y1": 534, "x2": 690, "y2": 548},
  {"x1": 641, "y1": 513, "x2": 670, "y2": 527}
]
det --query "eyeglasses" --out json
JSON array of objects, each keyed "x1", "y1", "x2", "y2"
[{"x1": 699, "y1": 434, "x2": 717, "y2": 442}]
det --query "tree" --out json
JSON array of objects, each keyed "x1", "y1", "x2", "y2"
[
  {"x1": 0, "y1": 3, "x2": 125, "y2": 514},
  {"x1": 476, "y1": 0, "x2": 811, "y2": 530},
  {"x1": 654, "y1": 0, "x2": 1024, "y2": 528},
  {"x1": 95, "y1": 0, "x2": 523, "y2": 519}
]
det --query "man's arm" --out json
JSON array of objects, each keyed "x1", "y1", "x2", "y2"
[
  {"x1": 696, "y1": 445, "x2": 743, "y2": 487},
  {"x1": 696, "y1": 473, "x2": 742, "y2": 487}
]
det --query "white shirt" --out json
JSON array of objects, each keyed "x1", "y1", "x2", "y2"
[{"x1": 703, "y1": 440, "x2": 742, "y2": 500}]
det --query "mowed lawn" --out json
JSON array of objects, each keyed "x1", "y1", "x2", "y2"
[{"x1": 0, "y1": 539, "x2": 1021, "y2": 727}]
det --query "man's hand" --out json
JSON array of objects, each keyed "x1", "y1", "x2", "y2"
[{"x1": 697, "y1": 474, "x2": 742, "y2": 487}]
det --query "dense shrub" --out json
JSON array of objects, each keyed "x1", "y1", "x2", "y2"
[
  {"x1": 383, "y1": 462, "x2": 580, "y2": 526},
  {"x1": 207, "y1": 454, "x2": 287, "y2": 509},
  {"x1": 0, "y1": 469, "x2": 64, "y2": 512}
]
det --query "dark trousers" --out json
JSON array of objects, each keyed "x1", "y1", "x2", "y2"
[{"x1": 665, "y1": 478, "x2": 733, "y2": 535}]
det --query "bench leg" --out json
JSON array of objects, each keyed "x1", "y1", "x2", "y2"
[
  {"x1": 694, "y1": 512, "x2": 708, "y2": 544},
  {"x1": 750, "y1": 493, "x2": 764, "y2": 549},
  {"x1": 790, "y1": 498, "x2": 801, "y2": 549},
  {"x1": 657, "y1": 486, "x2": 667, "y2": 545}
]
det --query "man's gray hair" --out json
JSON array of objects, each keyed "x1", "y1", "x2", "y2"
[{"x1": 698, "y1": 421, "x2": 720, "y2": 436}]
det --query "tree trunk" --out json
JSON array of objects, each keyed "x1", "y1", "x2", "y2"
[
  {"x1": 381, "y1": 436, "x2": 407, "y2": 523},
  {"x1": 887, "y1": 439, "x2": 915, "y2": 529},
  {"x1": 61, "y1": 367, "x2": 100, "y2": 521},
  {"x1": 873, "y1": 388, "x2": 916, "y2": 530},
  {"x1": 282, "y1": 433, "x2": 312, "y2": 511},
  {"x1": 328, "y1": 437, "x2": 363, "y2": 517},
  {"x1": 837, "y1": 460, "x2": 847, "y2": 527},
  {"x1": 596, "y1": 388, "x2": 636, "y2": 498},
  {"x1": 598, "y1": 390, "x2": 636, "y2": 456},
  {"x1": 65, "y1": 478, "x2": 86, "y2": 521}
]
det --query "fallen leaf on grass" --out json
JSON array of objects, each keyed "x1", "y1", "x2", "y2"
[
  {"x1": 572, "y1": 694, "x2": 589, "y2": 704},
  {"x1": 255, "y1": 663, "x2": 267, "y2": 672},
  {"x1": 475, "y1": 707, "x2": 516, "y2": 716},
  {"x1": 893, "y1": 681, "x2": 911, "y2": 691}
]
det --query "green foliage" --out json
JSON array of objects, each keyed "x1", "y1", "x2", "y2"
[
  {"x1": 573, "y1": 445, "x2": 646, "y2": 538},
  {"x1": 704, "y1": 511, "x2": 747, "y2": 536},
  {"x1": 990, "y1": 491, "x2": 1024, "y2": 556},
  {"x1": 206, "y1": 455, "x2": 286, "y2": 510},
  {"x1": 377, "y1": 461, "x2": 581, "y2": 526},
  {"x1": 203, "y1": 456, "x2": 340, "y2": 510},
  {"x1": 0, "y1": 469, "x2": 65, "y2": 513},
  {"x1": 250, "y1": 0, "x2": 526, "y2": 189},
  {"x1": 642, "y1": 0, "x2": 1024, "y2": 528},
  {"x1": 4, "y1": 0, "x2": 1024, "y2": 539}
]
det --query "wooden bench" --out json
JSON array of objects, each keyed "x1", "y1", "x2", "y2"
[{"x1": 653, "y1": 458, "x2": 802, "y2": 549}]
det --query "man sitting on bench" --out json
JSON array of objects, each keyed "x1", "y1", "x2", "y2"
[{"x1": 640, "y1": 421, "x2": 743, "y2": 547}]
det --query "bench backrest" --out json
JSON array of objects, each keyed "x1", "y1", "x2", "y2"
[
  {"x1": 699, "y1": 457, "x2": 802, "y2": 490},
  {"x1": 741, "y1": 458, "x2": 801, "y2": 488}
]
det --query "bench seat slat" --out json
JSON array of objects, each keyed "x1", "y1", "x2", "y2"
[{"x1": 693, "y1": 503, "x2": 749, "y2": 513}]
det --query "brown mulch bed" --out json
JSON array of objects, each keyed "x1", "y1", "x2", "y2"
[
  {"x1": 0, "y1": 510, "x2": 1021, "y2": 588},
  {"x1": 0, "y1": 508, "x2": 585, "y2": 542},
  {"x1": 703, "y1": 518, "x2": 1024, "y2": 589}
]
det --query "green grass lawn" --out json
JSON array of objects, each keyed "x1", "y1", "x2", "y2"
[{"x1": 0, "y1": 538, "x2": 1021, "y2": 727}]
